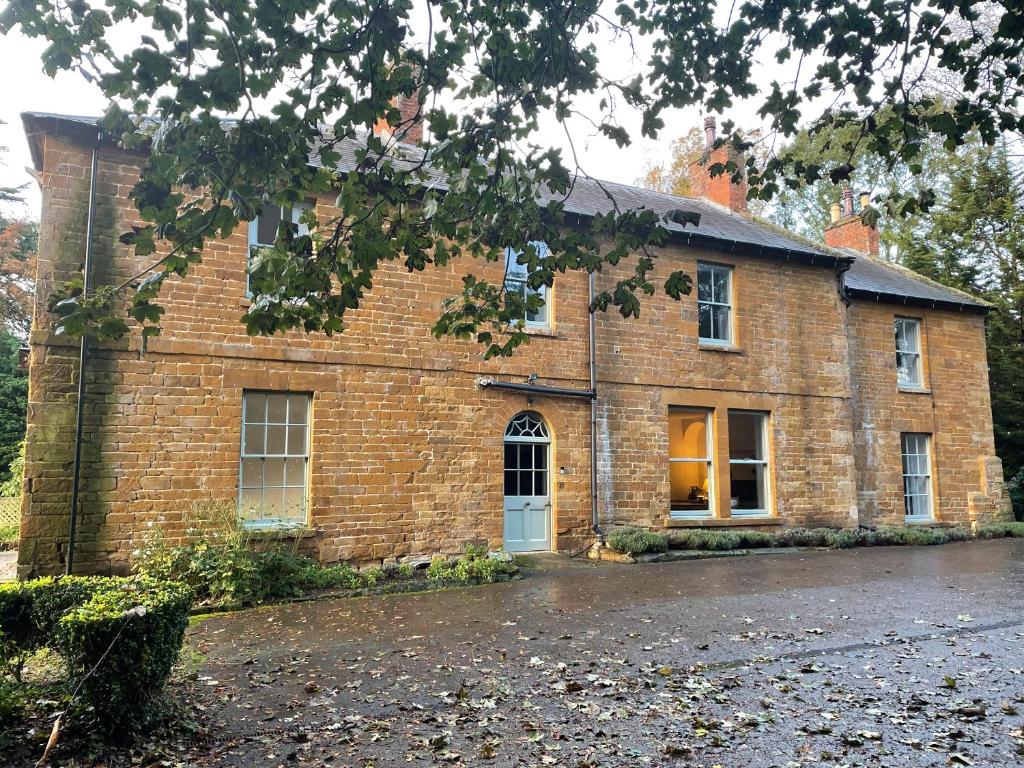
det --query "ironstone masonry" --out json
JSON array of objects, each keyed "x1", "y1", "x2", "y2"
[{"x1": 15, "y1": 112, "x2": 1011, "y2": 577}]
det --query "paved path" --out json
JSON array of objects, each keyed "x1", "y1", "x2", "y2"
[
  {"x1": 0, "y1": 549, "x2": 15, "y2": 581},
  {"x1": 176, "y1": 541, "x2": 1024, "y2": 766}
]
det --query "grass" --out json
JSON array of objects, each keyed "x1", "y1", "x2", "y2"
[{"x1": 604, "y1": 521, "x2": 1012, "y2": 557}]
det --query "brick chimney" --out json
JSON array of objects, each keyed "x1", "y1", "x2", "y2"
[
  {"x1": 824, "y1": 187, "x2": 879, "y2": 256},
  {"x1": 688, "y1": 116, "x2": 748, "y2": 213},
  {"x1": 373, "y1": 91, "x2": 424, "y2": 145}
]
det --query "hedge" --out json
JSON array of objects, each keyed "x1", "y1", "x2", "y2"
[
  {"x1": 605, "y1": 524, "x2": 990, "y2": 556},
  {"x1": 0, "y1": 575, "x2": 193, "y2": 737}
]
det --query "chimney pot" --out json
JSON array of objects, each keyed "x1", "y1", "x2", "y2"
[
  {"x1": 841, "y1": 186, "x2": 855, "y2": 218},
  {"x1": 830, "y1": 203, "x2": 841, "y2": 224},
  {"x1": 859, "y1": 191, "x2": 870, "y2": 211},
  {"x1": 703, "y1": 116, "x2": 716, "y2": 149}
]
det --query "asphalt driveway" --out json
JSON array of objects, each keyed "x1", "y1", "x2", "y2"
[{"x1": 177, "y1": 540, "x2": 1024, "y2": 766}]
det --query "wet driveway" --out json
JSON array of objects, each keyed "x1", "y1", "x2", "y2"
[{"x1": 179, "y1": 540, "x2": 1024, "y2": 766}]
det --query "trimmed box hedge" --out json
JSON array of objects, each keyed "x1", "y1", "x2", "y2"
[{"x1": 0, "y1": 575, "x2": 193, "y2": 737}]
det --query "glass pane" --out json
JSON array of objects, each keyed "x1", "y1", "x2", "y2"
[
  {"x1": 243, "y1": 424, "x2": 265, "y2": 455},
  {"x1": 255, "y1": 203, "x2": 283, "y2": 246},
  {"x1": 266, "y1": 425, "x2": 287, "y2": 455},
  {"x1": 526, "y1": 285, "x2": 548, "y2": 324},
  {"x1": 728, "y1": 412, "x2": 765, "y2": 461},
  {"x1": 282, "y1": 486, "x2": 306, "y2": 518},
  {"x1": 897, "y1": 352, "x2": 919, "y2": 386},
  {"x1": 239, "y1": 488, "x2": 263, "y2": 517},
  {"x1": 712, "y1": 267, "x2": 730, "y2": 303},
  {"x1": 285, "y1": 457, "x2": 306, "y2": 486},
  {"x1": 259, "y1": 487, "x2": 285, "y2": 518},
  {"x1": 504, "y1": 444, "x2": 518, "y2": 471},
  {"x1": 711, "y1": 305, "x2": 730, "y2": 341},
  {"x1": 668, "y1": 410, "x2": 709, "y2": 460},
  {"x1": 244, "y1": 393, "x2": 266, "y2": 424},
  {"x1": 264, "y1": 457, "x2": 285, "y2": 487},
  {"x1": 729, "y1": 462, "x2": 765, "y2": 511},
  {"x1": 669, "y1": 461, "x2": 710, "y2": 513},
  {"x1": 287, "y1": 425, "x2": 307, "y2": 456},
  {"x1": 533, "y1": 444, "x2": 547, "y2": 471},
  {"x1": 698, "y1": 303, "x2": 713, "y2": 339},
  {"x1": 267, "y1": 393, "x2": 288, "y2": 423},
  {"x1": 697, "y1": 265, "x2": 713, "y2": 302},
  {"x1": 518, "y1": 444, "x2": 533, "y2": 470},
  {"x1": 505, "y1": 247, "x2": 528, "y2": 278},
  {"x1": 519, "y1": 471, "x2": 534, "y2": 496},
  {"x1": 895, "y1": 319, "x2": 919, "y2": 352},
  {"x1": 288, "y1": 395, "x2": 308, "y2": 424},
  {"x1": 504, "y1": 469, "x2": 517, "y2": 496},
  {"x1": 533, "y1": 469, "x2": 547, "y2": 496},
  {"x1": 240, "y1": 458, "x2": 264, "y2": 488}
]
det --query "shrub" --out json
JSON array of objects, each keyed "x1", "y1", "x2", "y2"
[
  {"x1": 54, "y1": 577, "x2": 193, "y2": 736},
  {"x1": 976, "y1": 521, "x2": 1024, "y2": 538},
  {"x1": 606, "y1": 527, "x2": 669, "y2": 555},
  {"x1": 426, "y1": 547, "x2": 517, "y2": 584},
  {"x1": 0, "y1": 524, "x2": 17, "y2": 545}
]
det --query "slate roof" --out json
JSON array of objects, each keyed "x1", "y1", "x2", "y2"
[{"x1": 22, "y1": 111, "x2": 989, "y2": 312}]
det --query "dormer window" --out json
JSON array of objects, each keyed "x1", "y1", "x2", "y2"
[
  {"x1": 504, "y1": 242, "x2": 550, "y2": 329},
  {"x1": 697, "y1": 262, "x2": 733, "y2": 344}
]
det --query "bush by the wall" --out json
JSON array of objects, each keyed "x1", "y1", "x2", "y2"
[
  {"x1": 976, "y1": 521, "x2": 1024, "y2": 538},
  {"x1": 54, "y1": 577, "x2": 193, "y2": 736},
  {"x1": 606, "y1": 527, "x2": 669, "y2": 555},
  {"x1": 426, "y1": 545, "x2": 518, "y2": 584}
]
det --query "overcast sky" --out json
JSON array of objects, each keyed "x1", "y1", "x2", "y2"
[{"x1": 0, "y1": 4, "x2": 797, "y2": 221}]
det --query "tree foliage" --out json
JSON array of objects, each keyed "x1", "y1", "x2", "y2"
[
  {"x1": 0, "y1": 217, "x2": 38, "y2": 340},
  {"x1": 3, "y1": 1, "x2": 1024, "y2": 354},
  {"x1": 0, "y1": 330, "x2": 27, "y2": 484}
]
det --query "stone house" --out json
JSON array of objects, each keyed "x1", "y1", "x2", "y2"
[{"x1": 16, "y1": 111, "x2": 1010, "y2": 577}]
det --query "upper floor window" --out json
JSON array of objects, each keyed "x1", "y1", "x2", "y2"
[
  {"x1": 504, "y1": 242, "x2": 550, "y2": 328},
  {"x1": 240, "y1": 391, "x2": 310, "y2": 528},
  {"x1": 247, "y1": 201, "x2": 313, "y2": 294},
  {"x1": 697, "y1": 262, "x2": 733, "y2": 344},
  {"x1": 894, "y1": 317, "x2": 923, "y2": 388}
]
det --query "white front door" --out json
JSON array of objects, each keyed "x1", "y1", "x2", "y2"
[{"x1": 503, "y1": 413, "x2": 551, "y2": 552}]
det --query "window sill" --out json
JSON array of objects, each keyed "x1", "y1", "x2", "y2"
[
  {"x1": 897, "y1": 386, "x2": 931, "y2": 395},
  {"x1": 239, "y1": 524, "x2": 318, "y2": 540},
  {"x1": 522, "y1": 326, "x2": 558, "y2": 338},
  {"x1": 665, "y1": 516, "x2": 782, "y2": 528},
  {"x1": 698, "y1": 342, "x2": 741, "y2": 354}
]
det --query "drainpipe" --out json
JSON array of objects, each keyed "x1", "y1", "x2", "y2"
[
  {"x1": 66, "y1": 136, "x2": 101, "y2": 575},
  {"x1": 588, "y1": 271, "x2": 603, "y2": 544}
]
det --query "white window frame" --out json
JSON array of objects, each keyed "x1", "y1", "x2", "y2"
[
  {"x1": 727, "y1": 410, "x2": 771, "y2": 517},
  {"x1": 239, "y1": 391, "x2": 311, "y2": 529},
  {"x1": 668, "y1": 407, "x2": 715, "y2": 519},
  {"x1": 901, "y1": 432, "x2": 934, "y2": 522},
  {"x1": 697, "y1": 262, "x2": 733, "y2": 345},
  {"x1": 504, "y1": 242, "x2": 550, "y2": 329},
  {"x1": 247, "y1": 201, "x2": 314, "y2": 296},
  {"x1": 894, "y1": 317, "x2": 924, "y2": 388}
]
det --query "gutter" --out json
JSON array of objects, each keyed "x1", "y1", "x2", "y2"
[
  {"x1": 844, "y1": 287, "x2": 990, "y2": 314},
  {"x1": 67, "y1": 134, "x2": 101, "y2": 575},
  {"x1": 477, "y1": 379, "x2": 595, "y2": 400}
]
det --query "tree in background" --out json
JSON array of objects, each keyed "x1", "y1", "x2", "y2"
[
  {"x1": 0, "y1": 216, "x2": 38, "y2": 339},
  {"x1": 0, "y1": 330, "x2": 27, "y2": 485}
]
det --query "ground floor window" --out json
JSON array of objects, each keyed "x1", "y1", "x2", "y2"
[
  {"x1": 727, "y1": 410, "x2": 770, "y2": 516},
  {"x1": 240, "y1": 391, "x2": 310, "y2": 527},
  {"x1": 668, "y1": 408, "x2": 713, "y2": 517},
  {"x1": 901, "y1": 432, "x2": 934, "y2": 521}
]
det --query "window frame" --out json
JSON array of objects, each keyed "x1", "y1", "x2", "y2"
[
  {"x1": 727, "y1": 410, "x2": 772, "y2": 517},
  {"x1": 239, "y1": 391, "x2": 311, "y2": 529},
  {"x1": 668, "y1": 407, "x2": 715, "y2": 519},
  {"x1": 894, "y1": 317, "x2": 924, "y2": 389},
  {"x1": 697, "y1": 262, "x2": 734, "y2": 346},
  {"x1": 247, "y1": 201, "x2": 314, "y2": 296},
  {"x1": 901, "y1": 432, "x2": 935, "y2": 522},
  {"x1": 504, "y1": 242, "x2": 551, "y2": 329}
]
